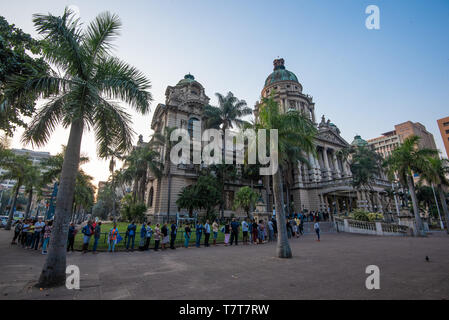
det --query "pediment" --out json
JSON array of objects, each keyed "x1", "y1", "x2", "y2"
[{"x1": 316, "y1": 129, "x2": 349, "y2": 147}]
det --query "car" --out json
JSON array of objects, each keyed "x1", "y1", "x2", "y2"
[{"x1": 0, "y1": 216, "x2": 8, "y2": 228}]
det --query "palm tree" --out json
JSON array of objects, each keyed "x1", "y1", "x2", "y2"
[
  {"x1": 204, "y1": 92, "x2": 252, "y2": 218},
  {"x1": 72, "y1": 169, "x2": 95, "y2": 222},
  {"x1": 150, "y1": 126, "x2": 177, "y2": 219},
  {"x1": 419, "y1": 156, "x2": 449, "y2": 233},
  {"x1": 384, "y1": 136, "x2": 438, "y2": 236},
  {"x1": 99, "y1": 147, "x2": 123, "y2": 220},
  {"x1": 255, "y1": 96, "x2": 317, "y2": 258},
  {"x1": 23, "y1": 164, "x2": 41, "y2": 219},
  {"x1": 0, "y1": 154, "x2": 33, "y2": 229},
  {"x1": 6, "y1": 8, "x2": 152, "y2": 287},
  {"x1": 123, "y1": 146, "x2": 161, "y2": 204}
]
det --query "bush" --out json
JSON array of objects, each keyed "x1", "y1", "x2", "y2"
[{"x1": 349, "y1": 209, "x2": 383, "y2": 222}]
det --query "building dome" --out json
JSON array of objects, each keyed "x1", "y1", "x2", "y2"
[
  {"x1": 264, "y1": 58, "x2": 299, "y2": 87},
  {"x1": 177, "y1": 73, "x2": 198, "y2": 86},
  {"x1": 351, "y1": 135, "x2": 368, "y2": 147}
]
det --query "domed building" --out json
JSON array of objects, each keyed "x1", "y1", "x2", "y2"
[
  {"x1": 255, "y1": 59, "x2": 391, "y2": 214},
  {"x1": 144, "y1": 60, "x2": 392, "y2": 221}
]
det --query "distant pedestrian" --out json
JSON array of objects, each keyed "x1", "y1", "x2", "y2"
[
  {"x1": 108, "y1": 223, "x2": 119, "y2": 252},
  {"x1": 268, "y1": 219, "x2": 274, "y2": 242},
  {"x1": 242, "y1": 218, "x2": 249, "y2": 245},
  {"x1": 230, "y1": 218, "x2": 239, "y2": 246},
  {"x1": 195, "y1": 221, "x2": 203, "y2": 248},
  {"x1": 204, "y1": 220, "x2": 211, "y2": 247},
  {"x1": 212, "y1": 220, "x2": 219, "y2": 246},
  {"x1": 170, "y1": 220, "x2": 177, "y2": 249},
  {"x1": 144, "y1": 222, "x2": 153, "y2": 250},
  {"x1": 252, "y1": 219, "x2": 258, "y2": 244},
  {"x1": 41, "y1": 220, "x2": 52, "y2": 255},
  {"x1": 32, "y1": 217, "x2": 45, "y2": 250},
  {"x1": 81, "y1": 220, "x2": 93, "y2": 253},
  {"x1": 67, "y1": 223, "x2": 76, "y2": 252},
  {"x1": 258, "y1": 220, "x2": 265, "y2": 244},
  {"x1": 139, "y1": 222, "x2": 147, "y2": 250},
  {"x1": 184, "y1": 224, "x2": 191, "y2": 248},
  {"x1": 154, "y1": 224, "x2": 161, "y2": 251},
  {"x1": 126, "y1": 221, "x2": 137, "y2": 251},
  {"x1": 11, "y1": 219, "x2": 23, "y2": 245},
  {"x1": 92, "y1": 221, "x2": 102, "y2": 253},
  {"x1": 314, "y1": 221, "x2": 321, "y2": 241},
  {"x1": 224, "y1": 221, "x2": 231, "y2": 246},
  {"x1": 161, "y1": 222, "x2": 169, "y2": 250}
]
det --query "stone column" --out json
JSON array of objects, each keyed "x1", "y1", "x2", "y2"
[
  {"x1": 333, "y1": 153, "x2": 341, "y2": 178},
  {"x1": 322, "y1": 147, "x2": 331, "y2": 180},
  {"x1": 297, "y1": 162, "x2": 303, "y2": 185}
]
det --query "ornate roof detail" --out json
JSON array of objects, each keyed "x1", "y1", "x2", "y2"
[{"x1": 264, "y1": 58, "x2": 299, "y2": 87}]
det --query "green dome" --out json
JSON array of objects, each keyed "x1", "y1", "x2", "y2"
[
  {"x1": 177, "y1": 74, "x2": 197, "y2": 86},
  {"x1": 264, "y1": 58, "x2": 299, "y2": 87},
  {"x1": 351, "y1": 135, "x2": 368, "y2": 147}
]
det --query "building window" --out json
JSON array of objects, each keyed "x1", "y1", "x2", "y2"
[
  {"x1": 443, "y1": 122, "x2": 449, "y2": 127},
  {"x1": 148, "y1": 187, "x2": 154, "y2": 207},
  {"x1": 446, "y1": 129, "x2": 449, "y2": 134},
  {"x1": 188, "y1": 117, "x2": 200, "y2": 136}
]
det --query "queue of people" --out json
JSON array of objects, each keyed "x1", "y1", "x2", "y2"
[
  {"x1": 9, "y1": 214, "x2": 322, "y2": 254},
  {"x1": 10, "y1": 217, "x2": 53, "y2": 254}
]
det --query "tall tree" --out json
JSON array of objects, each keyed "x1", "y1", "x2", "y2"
[
  {"x1": 419, "y1": 156, "x2": 449, "y2": 233},
  {"x1": 384, "y1": 136, "x2": 438, "y2": 236},
  {"x1": 204, "y1": 92, "x2": 252, "y2": 218},
  {"x1": 0, "y1": 16, "x2": 49, "y2": 135},
  {"x1": 233, "y1": 186, "x2": 258, "y2": 217},
  {"x1": 255, "y1": 96, "x2": 317, "y2": 258},
  {"x1": 7, "y1": 8, "x2": 152, "y2": 287}
]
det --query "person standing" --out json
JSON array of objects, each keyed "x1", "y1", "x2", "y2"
[
  {"x1": 184, "y1": 224, "x2": 191, "y2": 248},
  {"x1": 204, "y1": 220, "x2": 211, "y2": 247},
  {"x1": 108, "y1": 223, "x2": 119, "y2": 252},
  {"x1": 212, "y1": 219, "x2": 219, "y2": 246},
  {"x1": 92, "y1": 222, "x2": 102, "y2": 253},
  {"x1": 32, "y1": 217, "x2": 45, "y2": 250},
  {"x1": 314, "y1": 221, "x2": 321, "y2": 241},
  {"x1": 258, "y1": 220, "x2": 265, "y2": 244},
  {"x1": 242, "y1": 218, "x2": 249, "y2": 245},
  {"x1": 161, "y1": 222, "x2": 169, "y2": 250},
  {"x1": 41, "y1": 220, "x2": 52, "y2": 255},
  {"x1": 153, "y1": 224, "x2": 161, "y2": 251},
  {"x1": 126, "y1": 221, "x2": 137, "y2": 251},
  {"x1": 11, "y1": 219, "x2": 23, "y2": 245},
  {"x1": 224, "y1": 221, "x2": 231, "y2": 246},
  {"x1": 144, "y1": 222, "x2": 153, "y2": 250},
  {"x1": 81, "y1": 220, "x2": 93, "y2": 253},
  {"x1": 170, "y1": 220, "x2": 177, "y2": 249},
  {"x1": 268, "y1": 219, "x2": 274, "y2": 242},
  {"x1": 195, "y1": 221, "x2": 203, "y2": 248},
  {"x1": 67, "y1": 223, "x2": 76, "y2": 252},
  {"x1": 230, "y1": 218, "x2": 240, "y2": 246},
  {"x1": 139, "y1": 222, "x2": 147, "y2": 250}
]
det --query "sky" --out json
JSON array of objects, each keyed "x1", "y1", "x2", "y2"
[{"x1": 3, "y1": 0, "x2": 449, "y2": 186}]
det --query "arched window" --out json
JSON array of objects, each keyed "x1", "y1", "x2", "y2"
[
  {"x1": 148, "y1": 187, "x2": 154, "y2": 207},
  {"x1": 188, "y1": 117, "x2": 200, "y2": 137}
]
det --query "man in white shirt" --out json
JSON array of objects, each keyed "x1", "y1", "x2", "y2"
[
  {"x1": 204, "y1": 220, "x2": 211, "y2": 247},
  {"x1": 32, "y1": 218, "x2": 45, "y2": 250}
]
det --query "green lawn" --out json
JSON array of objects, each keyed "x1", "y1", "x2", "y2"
[{"x1": 74, "y1": 222, "x2": 248, "y2": 251}]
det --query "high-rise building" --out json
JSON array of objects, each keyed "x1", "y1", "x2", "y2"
[
  {"x1": 437, "y1": 116, "x2": 449, "y2": 158},
  {"x1": 368, "y1": 121, "x2": 437, "y2": 159}
]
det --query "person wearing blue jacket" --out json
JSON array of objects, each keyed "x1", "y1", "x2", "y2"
[
  {"x1": 81, "y1": 220, "x2": 93, "y2": 253},
  {"x1": 139, "y1": 222, "x2": 147, "y2": 250},
  {"x1": 126, "y1": 221, "x2": 137, "y2": 251},
  {"x1": 195, "y1": 221, "x2": 203, "y2": 248}
]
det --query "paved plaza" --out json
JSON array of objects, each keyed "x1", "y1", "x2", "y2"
[{"x1": 0, "y1": 229, "x2": 448, "y2": 300}]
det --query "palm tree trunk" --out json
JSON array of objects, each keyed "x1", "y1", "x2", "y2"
[
  {"x1": 273, "y1": 168, "x2": 292, "y2": 258},
  {"x1": 5, "y1": 182, "x2": 20, "y2": 230},
  {"x1": 25, "y1": 187, "x2": 33, "y2": 219},
  {"x1": 437, "y1": 184, "x2": 449, "y2": 234},
  {"x1": 38, "y1": 119, "x2": 84, "y2": 287},
  {"x1": 265, "y1": 175, "x2": 271, "y2": 212},
  {"x1": 407, "y1": 175, "x2": 425, "y2": 236}
]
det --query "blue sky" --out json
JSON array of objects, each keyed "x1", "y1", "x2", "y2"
[{"x1": 3, "y1": 0, "x2": 449, "y2": 185}]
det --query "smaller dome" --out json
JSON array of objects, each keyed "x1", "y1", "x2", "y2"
[
  {"x1": 351, "y1": 135, "x2": 368, "y2": 147},
  {"x1": 177, "y1": 73, "x2": 197, "y2": 86}
]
